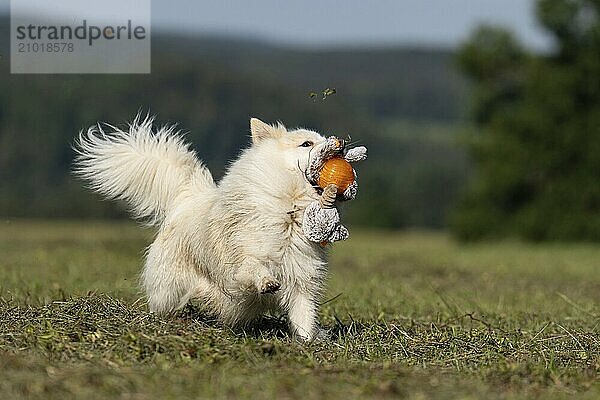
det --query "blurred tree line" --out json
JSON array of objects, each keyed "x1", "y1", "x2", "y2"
[
  {"x1": 0, "y1": 16, "x2": 468, "y2": 228},
  {"x1": 451, "y1": 0, "x2": 600, "y2": 240}
]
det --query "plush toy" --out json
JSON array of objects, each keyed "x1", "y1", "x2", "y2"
[{"x1": 302, "y1": 137, "x2": 367, "y2": 244}]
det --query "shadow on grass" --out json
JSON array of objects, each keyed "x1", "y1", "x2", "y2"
[
  {"x1": 176, "y1": 301, "x2": 377, "y2": 341},
  {"x1": 176, "y1": 302, "x2": 291, "y2": 340}
]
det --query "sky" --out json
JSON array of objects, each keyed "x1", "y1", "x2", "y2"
[{"x1": 1, "y1": 0, "x2": 552, "y2": 50}]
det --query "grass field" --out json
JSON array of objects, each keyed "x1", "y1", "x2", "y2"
[{"x1": 1, "y1": 220, "x2": 600, "y2": 399}]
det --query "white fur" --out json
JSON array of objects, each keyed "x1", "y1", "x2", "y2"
[{"x1": 74, "y1": 116, "x2": 331, "y2": 340}]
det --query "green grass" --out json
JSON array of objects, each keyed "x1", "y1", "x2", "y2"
[{"x1": 1, "y1": 220, "x2": 600, "y2": 399}]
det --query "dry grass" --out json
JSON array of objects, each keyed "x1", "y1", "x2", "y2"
[{"x1": 1, "y1": 220, "x2": 600, "y2": 399}]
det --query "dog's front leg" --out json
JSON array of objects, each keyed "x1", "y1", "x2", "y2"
[
  {"x1": 234, "y1": 258, "x2": 280, "y2": 294},
  {"x1": 288, "y1": 291, "x2": 320, "y2": 341}
]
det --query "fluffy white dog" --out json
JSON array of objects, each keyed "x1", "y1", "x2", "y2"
[{"x1": 74, "y1": 116, "x2": 366, "y2": 341}]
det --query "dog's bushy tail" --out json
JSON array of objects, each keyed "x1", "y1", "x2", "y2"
[{"x1": 73, "y1": 115, "x2": 214, "y2": 226}]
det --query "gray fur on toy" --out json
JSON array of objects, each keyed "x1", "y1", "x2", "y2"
[{"x1": 302, "y1": 138, "x2": 367, "y2": 244}]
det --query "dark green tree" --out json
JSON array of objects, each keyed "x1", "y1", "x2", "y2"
[{"x1": 452, "y1": 0, "x2": 600, "y2": 241}]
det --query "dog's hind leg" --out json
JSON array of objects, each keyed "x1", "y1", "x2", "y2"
[
  {"x1": 175, "y1": 275, "x2": 221, "y2": 310},
  {"x1": 142, "y1": 237, "x2": 199, "y2": 314}
]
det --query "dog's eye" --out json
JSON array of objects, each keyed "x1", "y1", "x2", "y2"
[{"x1": 299, "y1": 141, "x2": 314, "y2": 148}]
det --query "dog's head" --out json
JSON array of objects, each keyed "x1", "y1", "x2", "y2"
[{"x1": 250, "y1": 118, "x2": 345, "y2": 189}]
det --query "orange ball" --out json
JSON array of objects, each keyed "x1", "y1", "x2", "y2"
[{"x1": 317, "y1": 157, "x2": 355, "y2": 194}]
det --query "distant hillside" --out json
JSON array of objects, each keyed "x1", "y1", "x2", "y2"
[
  {"x1": 0, "y1": 15, "x2": 469, "y2": 228},
  {"x1": 1, "y1": 15, "x2": 466, "y2": 122},
  {"x1": 153, "y1": 34, "x2": 467, "y2": 121}
]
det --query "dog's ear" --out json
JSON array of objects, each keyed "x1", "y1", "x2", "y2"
[{"x1": 250, "y1": 118, "x2": 284, "y2": 144}]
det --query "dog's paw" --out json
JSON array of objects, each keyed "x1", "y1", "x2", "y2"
[{"x1": 259, "y1": 276, "x2": 281, "y2": 294}]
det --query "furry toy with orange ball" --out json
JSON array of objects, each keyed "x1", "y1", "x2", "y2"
[
  {"x1": 302, "y1": 136, "x2": 367, "y2": 244},
  {"x1": 305, "y1": 136, "x2": 366, "y2": 200}
]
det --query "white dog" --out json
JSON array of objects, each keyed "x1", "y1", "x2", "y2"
[{"x1": 74, "y1": 116, "x2": 366, "y2": 341}]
